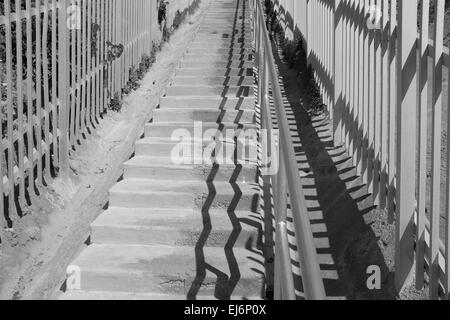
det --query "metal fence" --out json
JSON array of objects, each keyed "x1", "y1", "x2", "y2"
[
  {"x1": 0, "y1": 0, "x2": 194, "y2": 242},
  {"x1": 273, "y1": 0, "x2": 450, "y2": 299},
  {"x1": 251, "y1": 0, "x2": 326, "y2": 300}
]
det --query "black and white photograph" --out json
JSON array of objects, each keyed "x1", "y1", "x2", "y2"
[{"x1": 0, "y1": 0, "x2": 449, "y2": 306}]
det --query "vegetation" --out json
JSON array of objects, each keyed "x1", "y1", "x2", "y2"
[
  {"x1": 264, "y1": 0, "x2": 325, "y2": 116},
  {"x1": 160, "y1": 0, "x2": 201, "y2": 43},
  {"x1": 108, "y1": 0, "x2": 201, "y2": 112},
  {"x1": 263, "y1": 0, "x2": 450, "y2": 116}
]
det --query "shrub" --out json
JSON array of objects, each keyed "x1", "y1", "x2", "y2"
[
  {"x1": 268, "y1": 10, "x2": 326, "y2": 116},
  {"x1": 109, "y1": 92, "x2": 123, "y2": 112},
  {"x1": 158, "y1": 0, "x2": 169, "y2": 26},
  {"x1": 109, "y1": 43, "x2": 159, "y2": 112}
]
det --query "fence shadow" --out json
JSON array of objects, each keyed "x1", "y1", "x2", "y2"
[
  {"x1": 269, "y1": 34, "x2": 397, "y2": 300},
  {"x1": 187, "y1": 0, "x2": 265, "y2": 300}
]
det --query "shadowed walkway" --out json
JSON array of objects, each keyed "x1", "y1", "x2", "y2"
[{"x1": 267, "y1": 34, "x2": 397, "y2": 300}]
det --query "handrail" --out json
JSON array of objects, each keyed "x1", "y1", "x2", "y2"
[{"x1": 251, "y1": 0, "x2": 326, "y2": 300}]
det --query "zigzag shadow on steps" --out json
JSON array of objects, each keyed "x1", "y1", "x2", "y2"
[
  {"x1": 187, "y1": 164, "x2": 216, "y2": 300},
  {"x1": 186, "y1": 163, "x2": 249, "y2": 300},
  {"x1": 186, "y1": 123, "x2": 264, "y2": 299},
  {"x1": 187, "y1": 0, "x2": 265, "y2": 300},
  {"x1": 218, "y1": 0, "x2": 253, "y2": 95}
]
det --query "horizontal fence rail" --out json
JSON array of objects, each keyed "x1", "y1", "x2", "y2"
[
  {"x1": 273, "y1": 0, "x2": 450, "y2": 299},
  {"x1": 251, "y1": 0, "x2": 326, "y2": 300},
  {"x1": 0, "y1": 0, "x2": 194, "y2": 243}
]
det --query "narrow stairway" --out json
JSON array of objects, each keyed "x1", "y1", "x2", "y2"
[{"x1": 60, "y1": 0, "x2": 266, "y2": 300}]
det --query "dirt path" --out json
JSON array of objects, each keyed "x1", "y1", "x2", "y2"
[{"x1": 0, "y1": 0, "x2": 212, "y2": 300}]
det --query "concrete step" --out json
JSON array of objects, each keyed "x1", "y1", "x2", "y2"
[
  {"x1": 188, "y1": 44, "x2": 253, "y2": 51},
  {"x1": 145, "y1": 122, "x2": 258, "y2": 139},
  {"x1": 66, "y1": 244, "x2": 264, "y2": 297},
  {"x1": 135, "y1": 137, "x2": 258, "y2": 160},
  {"x1": 196, "y1": 31, "x2": 252, "y2": 38},
  {"x1": 186, "y1": 48, "x2": 253, "y2": 55},
  {"x1": 124, "y1": 156, "x2": 258, "y2": 182},
  {"x1": 179, "y1": 60, "x2": 253, "y2": 69},
  {"x1": 109, "y1": 179, "x2": 260, "y2": 211},
  {"x1": 59, "y1": 290, "x2": 262, "y2": 300},
  {"x1": 195, "y1": 31, "x2": 252, "y2": 36},
  {"x1": 59, "y1": 291, "x2": 189, "y2": 300},
  {"x1": 182, "y1": 53, "x2": 253, "y2": 62},
  {"x1": 197, "y1": 24, "x2": 251, "y2": 29},
  {"x1": 175, "y1": 67, "x2": 253, "y2": 77},
  {"x1": 172, "y1": 76, "x2": 254, "y2": 87},
  {"x1": 154, "y1": 108, "x2": 255, "y2": 123},
  {"x1": 201, "y1": 20, "x2": 251, "y2": 25},
  {"x1": 91, "y1": 208, "x2": 261, "y2": 247},
  {"x1": 201, "y1": 17, "x2": 250, "y2": 20},
  {"x1": 193, "y1": 36, "x2": 253, "y2": 43},
  {"x1": 160, "y1": 97, "x2": 255, "y2": 110},
  {"x1": 188, "y1": 43, "x2": 253, "y2": 50},
  {"x1": 166, "y1": 85, "x2": 253, "y2": 97}
]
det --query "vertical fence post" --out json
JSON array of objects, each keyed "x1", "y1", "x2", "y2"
[
  {"x1": 387, "y1": 0, "x2": 397, "y2": 221},
  {"x1": 15, "y1": 0, "x2": 26, "y2": 202},
  {"x1": 306, "y1": 0, "x2": 311, "y2": 65},
  {"x1": 58, "y1": 0, "x2": 70, "y2": 180},
  {"x1": 379, "y1": 0, "x2": 389, "y2": 208},
  {"x1": 373, "y1": 0, "x2": 383, "y2": 205},
  {"x1": 416, "y1": 0, "x2": 430, "y2": 291},
  {"x1": 394, "y1": 0, "x2": 418, "y2": 292},
  {"x1": 367, "y1": 0, "x2": 375, "y2": 193},
  {"x1": 333, "y1": 0, "x2": 343, "y2": 145},
  {"x1": 380, "y1": 0, "x2": 390, "y2": 208},
  {"x1": 356, "y1": 0, "x2": 364, "y2": 175},
  {"x1": 429, "y1": 0, "x2": 445, "y2": 300},
  {"x1": 446, "y1": 35, "x2": 450, "y2": 300},
  {"x1": 362, "y1": 0, "x2": 370, "y2": 184},
  {"x1": 4, "y1": 0, "x2": 16, "y2": 217}
]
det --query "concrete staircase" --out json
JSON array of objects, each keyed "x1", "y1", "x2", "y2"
[{"x1": 60, "y1": 0, "x2": 266, "y2": 300}]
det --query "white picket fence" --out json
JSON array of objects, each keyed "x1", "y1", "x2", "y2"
[
  {"x1": 273, "y1": 0, "x2": 449, "y2": 299},
  {"x1": 0, "y1": 0, "x2": 194, "y2": 245}
]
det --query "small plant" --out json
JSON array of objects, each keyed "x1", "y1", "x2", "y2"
[
  {"x1": 106, "y1": 41, "x2": 124, "y2": 63},
  {"x1": 172, "y1": 0, "x2": 200, "y2": 30},
  {"x1": 112, "y1": 44, "x2": 160, "y2": 108},
  {"x1": 158, "y1": 0, "x2": 169, "y2": 26},
  {"x1": 305, "y1": 65, "x2": 325, "y2": 116},
  {"x1": 91, "y1": 23, "x2": 101, "y2": 58},
  {"x1": 108, "y1": 0, "x2": 200, "y2": 113},
  {"x1": 139, "y1": 53, "x2": 154, "y2": 75},
  {"x1": 162, "y1": 26, "x2": 171, "y2": 42},
  {"x1": 268, "y1": 13, "x2": 326, "y2": 116},
  {"x1": 109, "y1": 92, "x2": 123, "y2": 112},
  {"x1": 282, "y1": 40, "x2": 297, "y2": 68}
]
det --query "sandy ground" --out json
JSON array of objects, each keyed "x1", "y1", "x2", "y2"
[{"x1": 0, "y1": 0, "x2": 212, "y2": 300}]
